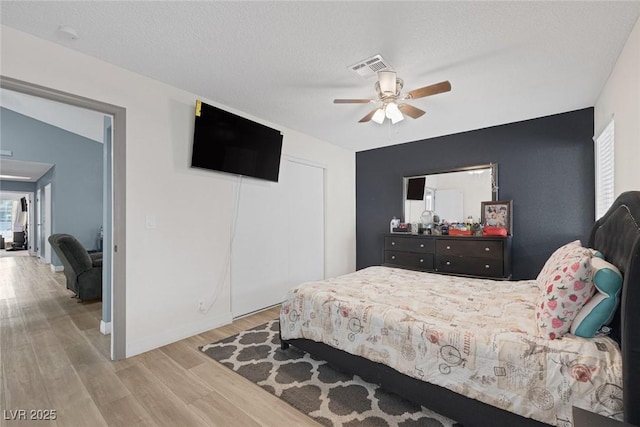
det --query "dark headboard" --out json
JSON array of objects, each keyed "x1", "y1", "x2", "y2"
[{"x1": 588, "y1": 191, "x2": 640, "y2": 425}]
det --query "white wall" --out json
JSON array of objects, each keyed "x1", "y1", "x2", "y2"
[
  {"x1": 0, "y1": 26, "x2": 356, "y2": 357},
  {"x1": 595, "y1": 17, "x2": 640, "y2": 197}
]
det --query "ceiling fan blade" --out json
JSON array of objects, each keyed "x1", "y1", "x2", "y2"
[
  {"x1": 398, "y1": 104, "x2": 426, "y2": 119},
  {"x1": 333, "y1": 98, "x2": 372, "y2": 104},
  {"x1": 358, "y1": 108, "x2": 379, "y2": 123},
  {"x1": 404, "y1": 80, "x2": 451, "y2": 100}
]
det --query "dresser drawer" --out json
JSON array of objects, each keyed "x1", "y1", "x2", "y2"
[
  {"x1": 436, "y1": 239, "x2": 503, "y2": 259},
  {"x1": 436, "y1": 256, "x2": 503, "y2": 277},
  {"x1": 383, "y1": 234, "x2": 511, "y2": 279},
  {"x1": 385, "y1": 236, "x2": 434, "y2": 253},
  {"x1": 385, "y1": 251, "x2": 434, "y2": 270}
]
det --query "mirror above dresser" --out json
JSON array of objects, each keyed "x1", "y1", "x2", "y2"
[{"x1": 403, "y1": 163, "x2": 498, "y2": 225}]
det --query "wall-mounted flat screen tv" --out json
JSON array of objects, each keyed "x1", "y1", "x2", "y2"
[{"x1": 191, "y1": 100, "x2": 283, "y2": 182}]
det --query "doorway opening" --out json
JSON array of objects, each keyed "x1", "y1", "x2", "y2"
[
  {"x1": 0, "y1": 191, "x2": 34, "y2": 256},
  {"x1": 0, "y1": 76, "x2": 127, "y2": 360}
]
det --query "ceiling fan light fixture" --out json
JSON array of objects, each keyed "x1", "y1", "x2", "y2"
[
  {"x1": 385, "y1": 102, "x2": 404, "y2": 123},
  {"x1": 334, "y1": 69, "x2": 450, "y2": 124},
  {"x1": 371, "y1": 108, "x2": 386, "y2": 124},
  {"x1": 385, "y1": 101, "x2": 399, "y2": 116},
  {"x1": 390, "y1": 113, "x2": 405, "y2": 124},
  {"x1": 378, "y1": 71, "x2": 397, "y2": 95}
]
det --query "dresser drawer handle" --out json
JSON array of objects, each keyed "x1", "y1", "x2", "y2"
[
  {"x1": 420, "y1": 244, "x2": 424, "y2": 248},
  {"x1": 485, "y1": 247, "x2": 490, "y2": 252},
  {"x1": 446, "y1": 261, "x2": 451, "y2": 266},
  {"x1": 485, "y1": 264, "x2": 490, "y2": 269},
  {"x1": 391, "y1": 255, "x2": 396, "y2": 260},
  {"x1": 391, "y1": 241, "x2": 396, "y2": 246},
  {"x1": 446, "y1": 245, "x2": 451, "y2": 250},
  {"x1": 419, "y1": 258, "x2": 424, "y2": 263}
]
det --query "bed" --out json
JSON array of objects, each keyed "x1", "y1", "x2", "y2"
[{"x1": 279, "y1": 191, "x2": 640, "y2": 427}]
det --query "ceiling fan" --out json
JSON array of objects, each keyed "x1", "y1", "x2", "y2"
[{"x1": 334, "y1": 71, "x2": 451, "y2": 124}]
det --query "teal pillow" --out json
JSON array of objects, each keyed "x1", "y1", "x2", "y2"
[{"x1": 570, "y1": 256, "x2": 623, "y2": 338}]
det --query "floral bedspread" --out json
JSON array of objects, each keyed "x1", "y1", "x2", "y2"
[{"x1": 280, "y1": 266, "x2": 623, "y2": 426}]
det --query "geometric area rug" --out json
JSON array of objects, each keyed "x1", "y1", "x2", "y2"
[{"x1": 200, "y1": 320, "x2": 459, "y2": 427}]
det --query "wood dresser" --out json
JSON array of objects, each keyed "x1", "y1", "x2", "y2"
[{"x1": 383, "y1": 233, "x2": 512, "y2": 279}]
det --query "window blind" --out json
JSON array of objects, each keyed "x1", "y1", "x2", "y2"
[{"x1": 595, "y1": 120, "x2": 614, "y2": 219}]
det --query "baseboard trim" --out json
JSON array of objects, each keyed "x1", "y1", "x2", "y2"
[
  {"x1": 50, "y1": 264, "x2": 64, "y2": 272},
  {"x1": 126, "y1": 311, "x2": 233, "y2": 358},
  {"x1": 100, "y1": 320, "x2": 112, "y2": 335}
]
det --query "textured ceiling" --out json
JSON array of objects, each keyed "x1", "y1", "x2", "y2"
[{"x1": 1, "y1": 1, "x2": 639, "y2": 152}]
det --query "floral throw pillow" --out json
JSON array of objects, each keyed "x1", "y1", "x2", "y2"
[
  {"x1": 535, "y1": 241, "x2": 595, "y2": 339},
  {"x1": 536, "y1": 240, "x2": 582, "y2": 288}
]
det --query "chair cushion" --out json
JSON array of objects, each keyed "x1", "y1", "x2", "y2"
[{"x1": 56, "y1": 235, "x2": 93, "y2": 274}]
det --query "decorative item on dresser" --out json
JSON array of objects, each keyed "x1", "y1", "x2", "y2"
[
  {"x1": 383, "y1": 234, "x2": 512, "y2": 279},
  {"x1": 481, "y1": 199, "x2": 513, "y2": 235}
]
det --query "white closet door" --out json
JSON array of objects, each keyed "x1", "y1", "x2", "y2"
[
  {"x1": 231, "y1": 158, "x2": 324, "y2": 317},
  {"x1": 286, "y1": 160, "x2": 324, "y2": 288}
]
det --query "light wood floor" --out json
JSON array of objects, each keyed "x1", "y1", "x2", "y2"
[{"x1": 0, "y1": 255, "x2": 320, "y2": 427}]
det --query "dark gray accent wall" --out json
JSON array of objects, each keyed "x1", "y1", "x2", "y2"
[
  {"x1": 0, "y1": 107, "x2": 103, "y2": 266},
  {"x1": 356, "y1": 108, "x2": 595, "y2": 280}
]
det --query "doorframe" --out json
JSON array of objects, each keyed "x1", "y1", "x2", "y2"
[
  {"x1": 26, "y1": 192, "x2": 35, "y2": 256},
  {"x1": 36, "y1": 188, "x2": 42, "y2": 258},
  {"x1": 44, "y1": 183, "x2": 52, "y2": 264},
  {"x1": 0, "y1": 75, "x2": 127, "y2": 360}
]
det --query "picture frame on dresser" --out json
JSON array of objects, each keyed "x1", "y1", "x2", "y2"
[{"x1": 481, "y1": 200, "x2": 513, "y2": 235}]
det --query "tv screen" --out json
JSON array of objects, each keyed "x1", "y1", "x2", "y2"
[
  {"x1": 191, "y1": 100, "x2": 283, "y2": 182},
  {"x1": 406, "y1": 177, "x2": 426, "y2": 200}
]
